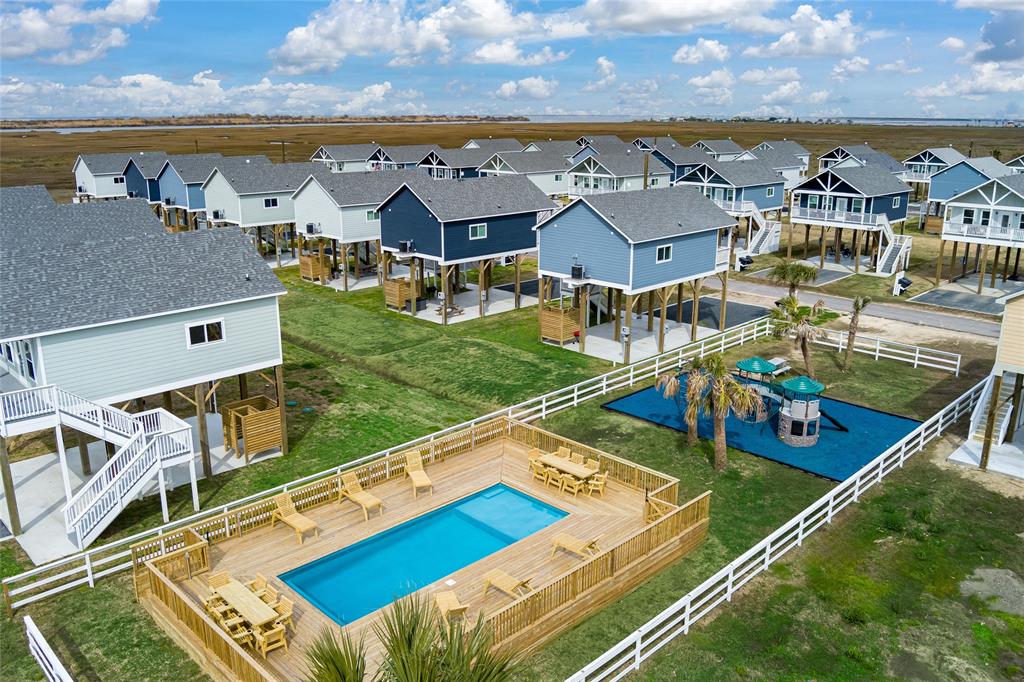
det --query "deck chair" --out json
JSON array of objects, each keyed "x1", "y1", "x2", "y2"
[
  {"x1": 560, "y1": 473, "x2": 586, "y2": 498},
  {"x1": 245, "y1": 573, "x2": 268, "y2": 597},
  {"x1": 481, "y1": 569, "x2": 533, "y2": 599},
  {"x1": 529, "y1": 459, "x2": 548, "y2": 482},
  {"x1": 550, "y1": 532, "x2": 602, "y2": 560},
  {"x1": 207, "y1": 571, "x2": 230, "y2": 590},
  {"x1": 228, "y1": 623, "x2": 256, "y2": 649},
  {"x1": 435, "y1": 591, "x2": 468, "y2": 625},
  {"x1": 527, "y1": 448, "x2": 543, "y2": 462},
  {"x1": 556, "y1": 446, "x2": 572, "y2": 459},
  {"x1": 585, "y1": 458, "x2": 600, "y2": 471},
  {"x1": 587, "y1": 472, "x2": 609, "y2": 498},
  {"x1": 544, "y1": 467, "x2": 563, "y2": 490},
  {"x1": 273, "y1": 596, "x2": 294, "y2": 631},
  {"x1": 404, "y1": 452, "x2": 433, "y2": 498},
  {"x1": 569, "y1": 453, "x2": 584, "y2": 465},
  {"x1": 254, "y1": 624, "x2": 288, "y2": 658},
  {"x1": 340, "y1": 472, "x2": 384, "y2": 521},
  {"x1": 260, "y1": 584, "x2": 279, "y2": 606},
  {"x1": 271, "y1": 493, "x2": 320, "y2": 544}
]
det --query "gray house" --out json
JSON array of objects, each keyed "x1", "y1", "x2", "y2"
[
  {"x1": 692, "y1": 139, "x2": 745, "y2": 161},
  {"x1": 310, "y1": 143, "x2": 380, "y2": 173},
  {"x1": 536, "y1": 186, "x2": 733, "y2": 360},
  {"x1": 568, "y1": 150, "x2": 672, "y2": 196},
  {"x1": 476, "y1": 149, "x2": 573, "y2": 197},
  {"x1": 72, "y1": 153, "x2": 131, "y2": 201}
]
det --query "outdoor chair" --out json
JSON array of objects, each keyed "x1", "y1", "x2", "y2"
[
  {"x1": 527, "y1": 448, "x2": 543, "y2": 462},
  {"x1": 260, "y1": 584, "x2": 279, "y2": 606},
  {"x1": 274, "y1": 596, "x2": 294, "y2": 631},
  {"x1": 435, "y1": 591, "x2": 468, "y2": 625},
  {"x1": 587, "y1": 473, "x2": 609, "y2": 498},
  {"x1": 481, "y1": 569, "x2": 534, "y2": 599},
  {"x1": 340, "y1": 472, "x2": 384, "y2": 521},
  {"x1": 271, "y1": 493, "x2": 320, "y2": 545},
  {"x1": 585, "y1": 458, "x2": 600, "y2": 471},
  {"x1": 556, "y1": 446, "x2": 572, "y2": 459},
  {"x1": 245, "y1": 574, "x2": 268, "y2": 598},
  {"x1": 254, "y1": 624, "x2": 288, "y2": 658},
  {"x1": 228, "y1": 623, "x2": 256, "y2": 649},
  {"x1": 404, "y1": 451, "x2": 434, "y2": 498},
  {"x1": 529, "y1": 459, "x2": 548, "y2": 482},
  {"x1": 544, "y1": 467, "x2": 563, "y2": 490},
  {"x1": 207, "y1": 571, "x2": 230, "y2": 590},
  {"x1": 551, "y1": 532, "x2": 602, "y2": 560},
  {"x1": 560, "y1": 473, "x2": 586, "y2": 498},
  {"x1": 569, "y1": 453, "x2": 584, "y2": 465}
]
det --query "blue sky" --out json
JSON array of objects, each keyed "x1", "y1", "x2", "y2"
[{"x1": 1, "y1": 0, "x2": 1022, "y2": 119}]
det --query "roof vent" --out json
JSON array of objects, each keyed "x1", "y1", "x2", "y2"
[
  {"x1": 245, "y1": 273, "x2": 251, "y2": 281},
  {"x1": 609, "y1": 212, "x2": 615, "y2": 218},
  {"x1": 677, "y1": 221, "x2": 683, "y2": 226}
]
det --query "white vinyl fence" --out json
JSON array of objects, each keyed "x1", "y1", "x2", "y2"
[
  {"x1": 566, "y1": 376, "x2": 987, "y2": 682},
  {"x1": 24, "y1": 615, "x2": 74, "y2": 682},
  {"x1": 811, "y1": 328, "x2": 961, "y2": 375},
  {"x1": 1, "y1": 316, "x2": 962, "y2": 612}
]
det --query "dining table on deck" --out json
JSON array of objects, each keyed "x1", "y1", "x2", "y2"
[
  {"x1": 214, "y1": 578, "x2": 278, "y2": 627},
  {"x1": 538, "y1": 453, "x2": 596, "y2": 480}
]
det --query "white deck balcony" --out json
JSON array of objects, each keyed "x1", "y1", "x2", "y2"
[
  {"x1": 712, "y1": 198, "x2": 756, "y2": 215},
  {"x1": 898, "y1": 170, "x2": 932, "y2": 183},
  {"x1": 568, "y1": 185, "x2": 618, "y2": 197},
  {"x1": 716, "y1": 246, "x2": 731, "y2": 268},
  {"x1": 942, "y1": 221, "x2": 1024, "y2": 245},
  {"x1": 791, "y1": 206, "x2": 884, "y2": 228}
]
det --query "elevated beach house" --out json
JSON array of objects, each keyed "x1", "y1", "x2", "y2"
[
  {"x1": 631, "y1": 135, "x2": 681, "y2": 152},
  {"x1": 791, "y1": 166, "x2": 912, "y2": 276},
  {"x1": 535, "y1": 186, "x2": 733, "y2": 361},
  {"x1": 476, "y1": 149, "x2": 573, "y2": 197},
  {"x1": 925, "y1": 157, "x2": 1013, "y2": 226},
  {"x1": 817, "y1": 143, "x2": 904, "y2": 174},
  {"x1": 377, "y1": 175, "x2": 556, "y2": 323},
  {"x1": 569, "y1": 135, "x2": 632, "y2": 165},
  {"x1": 735, "y1": 147, "x2": 805, "y2": 190},
  {"x1": 72, "y1": 153, "x2": 132, "y2": 201},
  {"x1": 0, "y1": 196, "x2": 286, "y2": 552},
  {"x1": 417, "y1": 147, "x2": 493, "y2": 179},
  {"x1": 368, "y1": 144, "x2": 439, "y2": 171},
  {"x1": 155, "y1": 153, "x2": 226, "y2": 230},
  {"x1": 122, "y1": 151, "x2": 169, "y2": 205},
  {"x1": 567, "y1": 149, "x2": 672, "y2": 196},
  {"x1": 648, "y1": 143, "x2": 711, "y2": 184},
  {"x1": 310, "y1": 143, "x2": 380, "y2": 173},
  {"x1": 692, "y1": 139, "x2": 745, "y2": 162},
  {"x1": 900, "y1": 146, "x2": 967, "y2": 184},
  {"x1": 753, "y1": 139, "x2": 811, "y2": 175}
]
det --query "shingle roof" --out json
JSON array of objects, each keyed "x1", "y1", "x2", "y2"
[
  {"x1": 904, "y1": 147, "x2": 967, "y2": 165},
  {"x1": 758, "y1": 140, "x2": 809, "y2": 157},
  {"x1": 572, "y1": 150, "x2": 671, "y2": 177},
  {"x1": 707, "y1": 160, "x2": 784, "y2": 187},
  {"x1": 582, "y1": 136, "x2": 632, "y2": 155},
  {"x1": 300, "y1": 169, "x2": 423, "y2": 207},
  {"x1": 694, "y1": 139, "x2": 744, "y2": 154},
  {"x1": 2, "y1": 227, "x2": 284, "y2": 340},
  {"x1": 428, "y1": 147, "x2": 497, "y2": 169},
  {"x1": 319, "y1": 144, "x2": 380, "y2": 161},
  {"x1": 996, "y1": 173, "x2": 1024, "y2": 196},
  {"x1": 127, "y1": 151, "x2": 170, "y2": 178},
  {"x1": 209, "y1": 161, "x2": 329, "y2": 194},
  {"x1": 463, "y1": 138, "x2": 522, "y2": 152},
  {"x1": 487, "y1": 150, "x2": 572, "y2": 173},
  {"x1": 0, "y1": 185, "x2": 54, "y2": 210},
  {"x1": 379, "y1": 144, "x2": 441, "y2": 164},
  {"x1": 387, "y1": 174, "x2": 556, "y2": 222},
  {"x1": 633, "y1": 135, "x2": 680, "y2": 150},
  {"x1": 654, "y1": 144, "x2": 710, "y2": 167},
  {"x1": 743, "y1": 147, "x2": 803, "y2": 170},
  {"x1": 1, "y1": 198, "x2": 164, "y2": 249},
  {"x1": 836, "y1": 144, "x2": 904, "y2": 173},
  {"x1": 827, "y1": 166, "x2": 910, "y2": 196},
  {"x1": 565, "y1": 186, "x2": 734, "y2": 243},
  {"x1": 961, "y1": 156, "x2": 1013, "y2": 178},
  {"x1": 524, "y1": 140, "x2": 579, "y2": 156},
  {"x1": 162, "y1": 153, "x2": 225, "y2": 184},
  {"x1": 76, "y1": 152, "x2": 132, "y2": 175}
]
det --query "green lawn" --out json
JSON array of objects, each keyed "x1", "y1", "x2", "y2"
[{"x1": 0, "y1": 268, "x2": 1002, "y2": 681}]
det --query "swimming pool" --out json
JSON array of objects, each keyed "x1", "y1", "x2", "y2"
[
  {"x1": 603, "y1": 379, "x2": 921, "y2": 481},
  {"x1": 279, "y1": 484, "x2": 566, "y2": 625}
]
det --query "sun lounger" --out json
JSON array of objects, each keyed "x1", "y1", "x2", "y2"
[
  {"x1": 481, "y1": 569, "x2": 533, "y2": 599},
  {"x1": 271, "y1": 493, "x2": 320, "y2": 544},
  {"x1": 550, "y1": 532, "x2": 602, "y2": 559},
  {"x1": 404, "y1": 452, "x2": 433, "y2": 498},
  {"x1": 435, "y1": 590, "x2": 467, "y2": 625},
  {"x1": 340, "y1": 472, "x2": 384, "y2": 521}
]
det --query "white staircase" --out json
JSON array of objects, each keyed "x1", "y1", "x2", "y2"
[
  {"x1": 968, "y1": 373, "x2": 1018, "y2": 445},
  {"x1": 0, "y1": 385, "x2": 194, "y2": 549},
  {"x1": 747, "y1": 219, "x2": 782, "y2": 256},
  {"x1": 876, "y1": 216, "x2": 913, "y2": 276}
]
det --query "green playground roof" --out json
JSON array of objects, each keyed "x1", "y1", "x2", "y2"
[
  {"x1": 780, "y1": 375, "x2": 825, "y2": 394},
  {"x1": 737, "y1": 356, "x2": 777, "y2": 374}
]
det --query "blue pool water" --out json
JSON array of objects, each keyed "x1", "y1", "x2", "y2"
[
  {"x1": 603, "y1": 380, "x2": 921, "y2": 481},
  {"x1": 279, "y1": 484, "x2": 566, "y2": 625}
]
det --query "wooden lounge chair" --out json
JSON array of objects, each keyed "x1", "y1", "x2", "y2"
[
  {"x1": 556, "y1": 446, "x2": 572, "y2": 459},
  {"x1": 340, "y1": 472, "x2": 384, "y2": 521},
  {"x1": 560, "y1": 473, "x2": 586, "y2": 498},
  {"x1": 274, "y1": 596, "x2": 294, "y2": 630},
  {"x1": 254, "y1": 624, "x2": 288, "y2": 658},
  {"x1": 271, "y1": 493, "x2": 320, "y2": 544},
  {"x1": 435, "y1": 591, "x2": 467, "y2": 625},
  {"x1": 481, "y1": 569, "x2": 533, "y2": 599},
  {"x1": 587, "y1": 472, "x2": 609, "y2": 498},
  {"x1": 550, "y1": 532, "x2": 602, "y2": 559},
  {"x1": 404, "y1": 452, "x2": 433, "y2": 498},
  {"x1": 207, "y1": 571, "x2": 230, "y2": 589}
]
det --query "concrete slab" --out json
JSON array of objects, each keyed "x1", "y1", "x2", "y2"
[
  {"x1": 0, "y1": 413, "x2": 282, "y2": 565},
  {"x1": 947, "y1": 426, "x2": 1024, "y2": 481},
  {"x1": 749, "y1": 266, "x2": 853, "y2": 287},
  {"x1": 911, "y1": 274, "x2": 1024, "y2": 316},
  {"x1": 394, "y1": 282, "x2": 541, "y2": 326}
]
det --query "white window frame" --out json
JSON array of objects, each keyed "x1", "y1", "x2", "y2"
[
  {"x1": 469, "y1": 223, "x2": 487, "y2": 240},
  {"x1": 185, "y1": 318, "x2": 226, "y2": 349},
  {"x1": 113, "y1": 176, "x2": 125, "y2": 185},
  {"x1": 366, "y1": 209, "x2": 380, "y2": 221},
  {"x1": 891, "y1": 196, "x2": 901, "y2": 209},
  {"x1": 650, "y1": 178, "x2": 659, "y2": 187},
  {"x1": 554, "y1": 174, "x2": 563, "y2": 182},
  {"x1": 766, "y1": 186, "x2": 775, "y2": 198},
  {"x1": 263, "y1": 197, "x2": 279, "y2": 209},
  {"x1": 656, "y1": 244, "x2": 673, "y2": 264},
  {"x1": 808, "y1": 194, "x2": 819, "y2": 209}
]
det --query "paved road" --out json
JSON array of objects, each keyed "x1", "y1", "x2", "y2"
[{"x1": 726, "y1": 280, "x2": 1001, "y2": 338}]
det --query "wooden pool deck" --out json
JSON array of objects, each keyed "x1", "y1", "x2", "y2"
[{"x1": 132, "y1": 418, "x2": 710, "y2": 681}]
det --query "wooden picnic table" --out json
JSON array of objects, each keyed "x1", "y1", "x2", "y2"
[
  {"x1": 214, "y1": 578, "x2": 278, "y2": 627},
  {"x1": 538, "y1": 453, "x2": 596, "y2": 480}
]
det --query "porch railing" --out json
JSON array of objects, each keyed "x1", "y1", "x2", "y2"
[
  {"x1": 941, "y1": 221, "x2": 1024, "y2": 244},
  {"x1": 791, "y1": 206, "x2": 883, "y2": 226}
]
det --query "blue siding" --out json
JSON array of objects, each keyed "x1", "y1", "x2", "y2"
[
  {"x1": 156, "y1": 165, "x2": 188, "y2": 208},
  {"x1": 379, "y1": 187, "x2": 443, "y2": 258},
  {"x1": 631, "y1": 230, "x2": 718, "y2": 290},
  {"x1": 570, "y1": 147, "x2": 598, "y2": 165},
  {"x1": 459, "y1": 168, "x2": 480, "y2": 179},
  {"x1": 186, "y1": 183, "x2": 206, "y2": 210},
  {"x1": 537, "y1": 202, "x2": 630, "y2": 286},
  {"x1": 928, "y1": 163, "x2": 990, "y2": 202},
  {"x1": 739, "y1": 183, "x2": 784, "y2": 210},
  {"x1": 442, "y1": 212, "x2": 537, "y2": 261},
  {"x1": 147, "y1": 178, "x2": 160, "y2": 202},
  {"x1": 867, "y1": 193, "x2": 910, "y2": 222},
  {"x1": 123, "y1": 161, "x2": 148, "y2": 201}
]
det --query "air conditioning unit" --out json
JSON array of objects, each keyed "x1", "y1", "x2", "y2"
[
  {"x1": 305, "y1": 222, "x2": 321, "y2": 235},
  {"x1": 127, "y1": 191, "x2": 137, "y2": 198},
  {"x1": 571, "y1": 263, "x2": 585, "y2": 280},
  {"x1": 398, "y1": 239, "x2": 414, "y2": 253},
  {"x1": 211, "y1": 210, "x2": 224, "y2": 220},
  {"x1": 164, "y1": 197, "x2": 173, "y2": 205},
  {"x1": 77, "y1": 185, "x2": 85, "y2": 193}
]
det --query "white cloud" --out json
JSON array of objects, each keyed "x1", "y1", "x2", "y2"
[
  {"x1": 494, "y1": 75, "x2": 558, "y2": 100},
  {"x1": 940, "y1": 36, "x2": 966, "y2": 51},
  {"x1": 807, "y1": 89, "x2": 832, "y2": 104},
  {"x1": 468, "y1": 39, "x2": 568, "y2": 65},
  {"x1": 762, "y1": 80, "x2": 802, "y2": 104},
  {"x1": 910, "y1": 62, "x2": 1024, "y2": 97},
  {"x1": 0, "y1": 0, "x2": 157, "y2": 62},
  {"x1": 831, "y1": 56, "x2": 870, "y2": 81},
  {"x1": 954, "y1": 0, "x2": 1024, "y2": 8},
  {"x1": 739, "y1": 66, "x2": 800, "y2": 84},
  {"x1": 671, "y1": 38, "x2": 729, "y2": 64},
  {"x1": 688, "y1": 68, "x2": 734, "y2": 106},
  {"x1": 582, "y1": 56, "x2": 616, "y2": 92},
  {"x1": 921, "y1": 103, "x2": 944, "y2": 118},
  {"x1": 744, "y1": 5, "x2": 860, "y2": 58},
  {"x1": 877, "y1": 59, "x2": 922, "y2": 74},
  {"x1": 748, "y1": 104, "x2": 791, "y2": 118},
  {"x1": 582, "y1": 0, "x2": 774, "y2": 34}
]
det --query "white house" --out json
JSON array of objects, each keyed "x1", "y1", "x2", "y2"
[
  {"x1": 310, "y1": 144, "x2": 380, "y2": 173},
  {"x1": 476, "y1": 149, "x2": 573, "y2": 197},
  {"x1": 567, "y1": 150, "x2": 672, "y2": 196},
  {"x1": 72, "y1": 153, "x2": 131, "y2": 201},
  {"x1": 753, "y1": 140, "x2": 810, "y2": 174},
  {"x1": 734, "y1": 147, "x2": 805, "y2": 189},
  {"x1": 692, "y1": 139, "x2": 745, "y2": 162}
]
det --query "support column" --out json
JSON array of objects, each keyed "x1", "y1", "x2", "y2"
[
  {"x1": 275, "y1": 363, "x2": 289, "y2": 456},
  {"x1": 623, "y1": 294, "x2": 633, "y2": 364},
  {"x1": 935, "y1": 238, "x2": 945, "y2": 285},
  {"x1": 853, "y1": 230, "x2": 861, "y2": 274},
  {"x1": 77, "y1": 431, "x2": 92, "y2": 477},
  {"x1": 949, "y1": 240, "x2": 959, "y2": 281},
  {"x1": 194, "y1": 383, "x2": 212, "y2": 479},
  {"x1": 157, "y1": 468, "x2": 169, "y2": 523},
  {"x1": 991, "y1": 246, "x2": 1000, "y2": 287},
  {"x1": 478, "y1": 259, "x2": 486, "y2": 318},
  {"x1": 613, "y1": 288, "x2": 622, "y2": 341},
  {"x1": 646, "y1": 291, "x2": 655, "y2": 332},
  {"x1": 274, "y1": 226, "x2": 282, "y2": 268},
  {"x1": 341, "y1": 242, "x2": 350, "y2": 292},
  {"x1": 834, "y1": 227, "x2": 842, "y2": 264},
  {"x1": 55, "y1": 426, "x2": 72, "y2": 503},
  {"x1": 787, "y1": 220, "x2": 794, "y2": 259},
  {"x1": 513, "y1": 254, "x2": 522, "y2": 309},
  {"x1": 0, "y1": 437, "x2": 20, "y2": 535},
  {"x1": 1006, "y1": 373, "x2": 1023, "y2": 445},
  {"x1": 690, "y1": 278, "x2": 703, "y2": 341},
  {"x1": 442, "y1": 263, "x2": 451, "y2": 327},
  {"x1": 718, "y1": 270, "x2": 729, "y2": 332},
  {"x1": 318, "y1": 239, "x2": 327, "y2": 286},
  {"x1": 579, "y1": 286, "x2": 589, "y2": 353},
  {"x1": 188, "y1": 459, "x2": 200, "y2": 512},
  {"x1": 1014, "y1": 248, "x2": 1020, "y2": 278},
  {"x1": 657, "y1": 287, "x2": 667, "y2": 353},
  {"x1": 978, "y1": 244, "x2": 989, "y2": 295},
  {"x1": 980, "y1": 372, "x2": 1004, "y2": 470},
  {"x1": 1002, "y1": 244, "x2": 1011, "y2": 282},
  {"x1": 803, "y1": 224, "x2": 810, "y2": 259},
  {"x1": 962, "y1": 243, "x2": 971, "y2": 279},
  {"x1": 676, "y1": 282, "x2": 684, "y2": 323},
  {"x1": 237, "y1": 373, "x2": 248, "y2": 400},
  {"x1": 376, "y1": 239, "x2": 384, "y2": 285},
  {"x1": 818, "y1": 228, "x2": 827, "y2": 269}
]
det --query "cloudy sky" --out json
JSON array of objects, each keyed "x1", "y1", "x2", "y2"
[{"x1": 1, "y1": 0, "x2": 1022, "y2": 120}]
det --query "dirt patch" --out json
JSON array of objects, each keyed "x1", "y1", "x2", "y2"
[
  {"x1": 960, "y1": 568, "x2": 1024, "y2": 617},
  {"x1": 928, "y1": 434, "x2": 1024, "y2": 500}
]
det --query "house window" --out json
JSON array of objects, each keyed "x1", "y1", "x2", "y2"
[
  {"x1": 469, "y1": 223, "x2": 487, "y2": 240},
  {"x1": 808, "y1": 194, "x2": 819, "y2": 209},
  {"x1": 650, "y1": 178, "x2": 659, "y2": 187},
  {"x1": 963, "y1": 208, "x2": 975, "y2": 224},
  {"x1": 554, "y1": 174, "x2": 563, "y2": 182},
  {"x1": 683, "y1": 167, "x2": 692, "y2": 175},
  {"x1": 3, "y1": 343, "x2": 11, "y2": 363},
  {"x1": 891, "y1": 196, "x2": 901, "y2": 209},
  {"x1": 851, "y1": 198, "x2": 864, "y2": 213},
  {"x1": 263, "y1": 197, "x2": 278, "y2": 209},
  {"x1": 981, "y1": 210, "x2": 990, "y2": 226},
  {"x1": 366, "y1": 210, "x2": 380, "y2": 221},
  {"x1": 113, "y1": 176, "x2": 125, "y2": 185},
  {"x1": 20, "y1": 341, "x2": 34, "y2": 381},
  {"x1": 186, "y1": 320, "x2": 225, "y2": 348},
  {"x1": 1001, "y1": 214, "x2": 1010, "y2": 228},
  {"x1": 766, "y1": 186, "x2": 775, "y2": 198},
  {"x1": 656, "y1": 244, "x2": 672, "y2": 263}
]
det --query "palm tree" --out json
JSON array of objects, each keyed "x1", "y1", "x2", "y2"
[
  {"x1": 843, "y1": 296, "x2": 871, "y2": 371},
  {"x1": 768, "y1": 261, "x2": 819, "y2": 297},
  {"x1": 770, "y1": 296, "x2": 827, "y2": 378},
  {"x1": 684, "y1": 353, "x2": 762, "y2": 472}
]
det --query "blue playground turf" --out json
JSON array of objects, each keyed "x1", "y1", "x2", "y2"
[{"x1": 603, "y1": 379, "x2": 921, "y2": 481}]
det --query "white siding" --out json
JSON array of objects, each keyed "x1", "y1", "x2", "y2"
[
  {"x1": 239, "y1": 192, "x2": 296, "y2": 227},
  {"x1": 73, "y1": 162, "x2": 97, "y2": 197},
  {"x1": 39, "y1": 297, "x2": 282, "y2": 404},
  {"x1": 340, "y1": 205, "x2": 382, "y2": 243},
  {"x1": 203, "y1": 172, "x2": 242, "y2": 224},
  {"x1": 293, "y1": 181, "x2": 343, "y2": 240},
  {"x1": 526, "y1": 171, "x2": 569, "y2": 196},
  {"x1": 94, "y1": 174, "x2": 127, "y2": 199}
]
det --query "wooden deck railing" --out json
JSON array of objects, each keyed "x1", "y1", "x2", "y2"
[
  {"x1": 486, "y1": 491, "x2": 711, "y2": 648},
  {"x1": 145, "y1": 558, "x2": 276, "y2": 682}
]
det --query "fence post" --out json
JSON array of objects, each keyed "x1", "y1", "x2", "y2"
[
  {"x1": 914, "y1": 347, "x2": 920, "y2": 368},
  {"x1": 85, "y1": 553, "x2": 95, "y2": 588},
  {"x1": 874, "y1": 338, "x2": 881, "y2": 360},
  {"x1": 633, "y1": 630, "x2": 644, "y2": 668}
]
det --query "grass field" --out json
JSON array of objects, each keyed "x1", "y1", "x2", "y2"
[{"x1": 0, "y1": 264, "x2": 1003, "y2": 681}]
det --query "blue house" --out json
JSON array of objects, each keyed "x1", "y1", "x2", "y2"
[
  {"x1": 122, "y1": 152, "x2": 168, "y2": 204},
  {"x1": 417, "y1": 147, "x2": 492, "y2": 179},
  {"x1": 791, "y1": 166, "x2": 913, "y2": 275},
  {"x1": 928, "y1": 157, "x2": 1013, "y2": 205},
  {"x1": 155, "y1": 154, "x2": 224, "y2": 229},
  {"x1": 536, "y1": 186, "x2": 734, "y2": 360},
  {"x1": 649, "y1": 143, "x2": 709, "y2": 183},
  {"x1": 377, "y1": 174, "x2": 556, "y2": 323}
]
